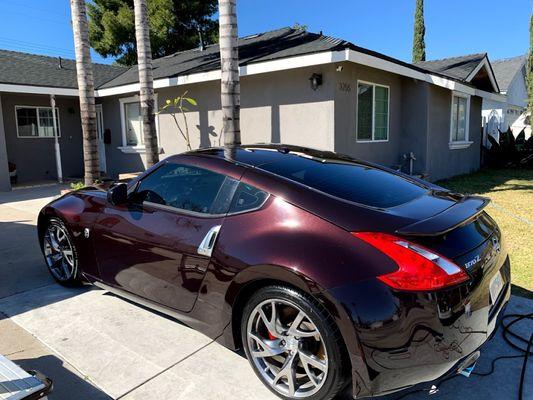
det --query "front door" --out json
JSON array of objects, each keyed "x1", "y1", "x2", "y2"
[
  {"x1": 96, "y1": 105, "x2": 106, "y2": 173},
  {"x1": 93, "y1": 161, "x2": 235, "y2": 312}
]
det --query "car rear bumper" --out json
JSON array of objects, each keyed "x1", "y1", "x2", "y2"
[{"x1": 328, "y1": 255, "x2": 511, "y2": 398}]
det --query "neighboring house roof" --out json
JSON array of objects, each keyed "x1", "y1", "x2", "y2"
[
  {"x1": 491, "y1": 55, "x2": 526, "y2": 92},
  {"x1": 0, "y1": 49, "x2": 126, "y2": 89}
]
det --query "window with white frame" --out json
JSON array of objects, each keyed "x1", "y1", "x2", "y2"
[
  {"x1": 16, "y1": 106, "x2": 60, "y2": 138},
  {"x1": 450, "y1": 93, "x2": 470, "y2": 146},
  {"x1": 356, "y1": 81, "x2": 389, "y2": 141},
  {"x1": 123, "y1": 101, "x2": 143, "y2": 146},
  {"x1": 119, "y1": 95, "x2": 159, "y2": 151}
]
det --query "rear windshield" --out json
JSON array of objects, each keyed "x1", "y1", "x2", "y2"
[{"x1": 258, "y1": 155, "x2": 428, "y2": 208}]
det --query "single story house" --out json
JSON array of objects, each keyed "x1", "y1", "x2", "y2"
[
  {"x1": 0, "y1": 27, "x2": 504, "y2": 191},
  {"x1": 480, "y1": 55, "x2": 528, "y2": 138}
]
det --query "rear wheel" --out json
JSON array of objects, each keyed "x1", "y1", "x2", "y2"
[
  {"x1": 42, "y1": 218, "x2": 82, "y2": 286},
  {"x1": 241, "y1": 286, "x2": 348, "y2": 400}
]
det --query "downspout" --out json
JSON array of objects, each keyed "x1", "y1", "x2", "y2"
[{"x1": 50, "y1": 94, "x2": 63, "y2": 183}]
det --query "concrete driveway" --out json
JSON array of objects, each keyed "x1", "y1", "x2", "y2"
[{"x1": 0, "y1": 185, "x2": 531, "y2": 400}]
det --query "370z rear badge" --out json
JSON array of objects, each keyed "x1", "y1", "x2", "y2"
[{"x1": 464, "y1": 255, "x2": 481, "y2": 268}]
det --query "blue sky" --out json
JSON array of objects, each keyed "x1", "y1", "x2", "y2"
[{"x1": 0, "y1": 0, "x2": 530, "y2": 65}]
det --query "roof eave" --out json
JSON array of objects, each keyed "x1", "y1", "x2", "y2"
[
  {"x1": 95, "y1": 48, "x2": 504, "y2": 100},
  {"x1": 0, "y1": 82, "x2": 78, "y2": 96},
  {"x1": 464, "y1": 54, "x2": 500, "y2": 93}
]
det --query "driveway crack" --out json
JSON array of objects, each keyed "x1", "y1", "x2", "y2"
[{"x1": 115, "y1": 340, "x2": 215, "y2": 399}]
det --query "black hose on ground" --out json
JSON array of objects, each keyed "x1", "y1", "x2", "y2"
[{"x1": 393, "y1": 312, "x2": 532, "y2": 400}]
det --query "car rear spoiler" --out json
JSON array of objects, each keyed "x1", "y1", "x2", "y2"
[{"x1": 396, "y1": 195, "x2": 490, "y2": 236}]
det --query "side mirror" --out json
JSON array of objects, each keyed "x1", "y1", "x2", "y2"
[{"x1": 107, "y1": 183, "x2": 128, "y2": 205}]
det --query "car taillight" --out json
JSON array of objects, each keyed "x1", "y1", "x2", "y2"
[{"x1": 352, "y1": 232, "x2": 469, "y2": 291}]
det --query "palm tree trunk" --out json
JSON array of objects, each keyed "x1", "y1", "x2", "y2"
[
  {"x1": 134, "y1": 0, "x2": 159, "y2": 166},
  {"x1": 70, "y1": 0, "x2": 99, "y2": 186},
  {"x1": 218, "y1": 0, "x2": 241, "y2": 147}
]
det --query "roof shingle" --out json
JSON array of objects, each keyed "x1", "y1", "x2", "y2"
[
  {"x1": 413, "y1": 53, "x2": 487, "y2": 81},
  {"x1": 0, "y1": 28, "x2": 500, "y2": 93},
  {"x1": 99, "y1": 28, "x2": 350, "y2": 88},
  {"x1": 491, "y1": 55, "x2": 526, "y2": 92},
  {"x1": 0, "y1": 49, "x2": 126, "y2": 89}
]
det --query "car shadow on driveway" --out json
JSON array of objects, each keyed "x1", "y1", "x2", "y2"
[{"x1": 0, "y1": 219, "x2": 89, "y2": 309}]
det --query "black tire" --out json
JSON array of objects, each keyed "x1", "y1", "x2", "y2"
[
  {"x1": 241, "y1": 285, "x2": 349, "y2": 400},
  {"x1": 42, "y1": 218, "x2": 83, "y2": 286}
]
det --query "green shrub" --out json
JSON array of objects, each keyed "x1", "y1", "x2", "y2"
[{"x1": 70, "y1": 182, "x2": 85, "y2": 190}]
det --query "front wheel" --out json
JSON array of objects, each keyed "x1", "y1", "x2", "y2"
[
  {"x1": 241, "y1": 286, "x2": 348, "y2": 400},
  {"x1": 42, "y1": 218, "x2": 82, "y2": 286}
]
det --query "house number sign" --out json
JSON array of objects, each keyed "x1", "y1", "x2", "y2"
[{"x1": 338, "y1": 82, "x2": 351, "y2": 92}]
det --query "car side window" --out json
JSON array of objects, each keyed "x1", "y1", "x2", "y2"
[
  {"x1": 229, "y1": 182, "x2": 269, "y2": 214},
  {"x1": 132, "y1": 163, "x2": 230, "y2": 215}
]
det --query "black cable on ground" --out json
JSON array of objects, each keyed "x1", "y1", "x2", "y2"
[
  {"x1": 392, "y1": 312, "x2": 532, "y2": 400},
  {"x1": 518, "y1": 333, "x2": 532, "y2": 400}
]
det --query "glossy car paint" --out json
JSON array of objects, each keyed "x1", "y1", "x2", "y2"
[{"x1": 37, "y1": 145, "x2": 510, "y2": 398}]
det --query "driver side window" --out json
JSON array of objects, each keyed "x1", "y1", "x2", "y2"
[{"x1": 132, "y1": 163, "x2": 229, "y2": 215}]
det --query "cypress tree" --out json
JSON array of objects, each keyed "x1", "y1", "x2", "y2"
[
  {"x1": 412, "y1": 0, "x2": 426, "y2": 63},
  {"x1": 526, "y1": 15, "x2": 533, "y2": 118}
]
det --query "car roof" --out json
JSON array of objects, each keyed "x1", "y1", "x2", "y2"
[{"x1": 181, "y1": 144, "x2": 372, "y2": 169}]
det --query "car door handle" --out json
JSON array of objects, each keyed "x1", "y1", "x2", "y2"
[{"x1": 197, "y1": 225, "x2": 221, "y2": 257}]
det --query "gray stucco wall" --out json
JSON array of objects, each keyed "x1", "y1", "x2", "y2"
[
  {"x1": 98, "y1": 62, "x2": 483, "y2": 182},
  {"x1": 333, "y1": 62, "x2": 404, "y2": 168},
  {"x1": 0, "y1": 63, "x2": 486, "y2": 188},
  {"x1": 333, "y1": 65, "x2": 483, "y2": 181},
  {"x1": 1, "y1": 93, "x2": 84, "y2": 183},
  {"x1": 399, "y1": 79, "x2": 430, "y2": 176},
  {"x1": 102, "y1": 64, "x2": 336, "y2": 178},
  {"x1": 426, "y1": 86, "x2": 482, "y2": 182}
]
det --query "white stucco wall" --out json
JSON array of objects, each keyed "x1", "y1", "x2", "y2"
[{"x1": 506, "y1": 68, "x2": 528, "y2": 108}]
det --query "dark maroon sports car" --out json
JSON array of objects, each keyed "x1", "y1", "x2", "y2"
[{"x1": 38, "y1": 145, "x2": 510, "y2": 400}]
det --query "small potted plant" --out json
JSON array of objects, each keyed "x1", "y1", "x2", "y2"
[{"x1": 60, "y1": 180, "x2": 101, "y2": 196}]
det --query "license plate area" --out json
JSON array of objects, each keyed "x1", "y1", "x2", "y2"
[{"x1": 489, "y1": 270, "x2": 504, "y2": 305}]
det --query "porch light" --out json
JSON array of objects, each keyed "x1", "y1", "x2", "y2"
[{"x1": 309, "y1": 73, "x2": 322, "y2": 90}]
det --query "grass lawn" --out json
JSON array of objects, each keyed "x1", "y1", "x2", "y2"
[{"x1": 437, "y1": 168, "x2": 532, "y2": 295}]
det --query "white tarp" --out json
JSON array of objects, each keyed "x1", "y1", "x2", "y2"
[{"x1": 511, "y1": 111, "x2": 531, "y2": 139}]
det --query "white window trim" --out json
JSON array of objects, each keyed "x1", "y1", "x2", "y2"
[
  {"x1": 15, "y1": 105, "x2": 61, "y2": 138},
  {"x1": 118, "y1": 94, "x2": 161, "y2": 154},
  {"x1": 449, "y1": 91, "x2": 473, "y2": 150},
  {"x1": 355, "y1": 80, "x2": 390, "y2": 143}
]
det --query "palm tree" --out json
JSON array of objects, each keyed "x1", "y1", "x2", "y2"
[
  {"x1": 133, "y1": 0, "x2": 159, "y2": 166},
  {"x1": 218, "y1": 0, "x2": 241, "y2": 147},
  {"x1": 70, "y1": 0, "x2": 99, "y2": 186}
]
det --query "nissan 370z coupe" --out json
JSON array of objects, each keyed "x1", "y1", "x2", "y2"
[{"x1": 38, "y1": 145, "x2": 510, "y2": 400}]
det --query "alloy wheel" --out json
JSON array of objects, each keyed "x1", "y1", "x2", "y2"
[
  {"x1": 43, "y1": 223, "x2": 76, "y2": 281},
  {"x1": 246, "y1": 298, "x2": 329, "y2": 398}
]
